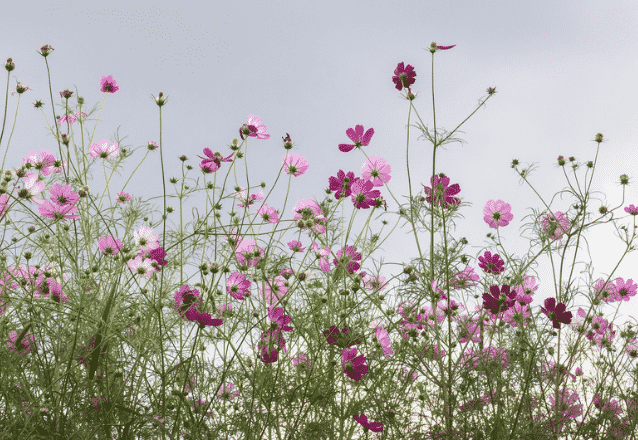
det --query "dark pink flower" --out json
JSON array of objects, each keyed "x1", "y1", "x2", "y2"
[
  {"x1": 361, "y1": 156, "x2": 392, "y2": 187},
  {"x1": 342, "y1": 347, "x2": 369, "y2": 381},
  {"x1": 328, "y1": 170, "x2": 359, "y2": 200},
  {"x1": 541, "y1": 297, "x2": 573, "y2": 329},
  {"x1": 333, "y1": 245, "x2": 361, "y2": 274},
  {"x1": 353, "y1": 413, "x2": 383, "y2": 433},
  {"x1": 227, "y1": 272, "x2": 250, "y2": 300},
  {"x1": 482, "y1": 284, "x2": 517, "y2": 315},
  {"x1": 478, "y1": 250, "x2": 505, "y2": 275},
  {"x1": 392, "y1": 62, "x2": 416, "y2": 92},
  {"x1": 423, "y1": 174, "x2": 461, "y2": 209},
  {"x1": 338, "y1": 124, "x2": 375, "y2": 153},
  {"x1": 197, "y1": 148, "x2": 234, "y2": 174}
]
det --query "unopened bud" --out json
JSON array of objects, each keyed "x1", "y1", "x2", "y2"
[
  {"x1": 594, "y1": 133, "x2": 604, "y2": 143},
  {"x1": 5, "y1": 58, "x2": 15, "y2": 72},
  {"x1": 39, "y1": 45, "x2": 54, "y2": 57}
]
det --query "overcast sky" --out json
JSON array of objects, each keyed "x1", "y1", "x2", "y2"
[{"x1": 2, "y1": 0, "x2": 638, "y2": 433}]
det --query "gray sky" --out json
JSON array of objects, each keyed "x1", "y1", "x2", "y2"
[{"x1": 2, "y1": 0, "x2": 638, "y2": 434}]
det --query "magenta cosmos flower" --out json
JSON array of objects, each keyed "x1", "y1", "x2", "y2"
[
  {"x1": 338, "y1": 124, "x2": 375, "y2": 153},
  {"x1": 100, "y1": 75, "x2": 119, "y2": 93},
  {"x1": 240, "y1": 114, "x2": 270, "y2": 140},
  {"x1": 227, "y1": 272, "x2": 250, "y2": 300},
  {"x1": 624, "y1": 204, "x2": 638, "y2": 215},
  {"x1": 333, "y1": 245, "x2": 362, "y2": 274},
  {"x1": 45, "y1": 183, "x2": 79, "y2": 206},
  {"x1": 478, "y1": 251, "x2": 505, "y2": 275},
  {"x1": 135, "y1": 247, "x2": 168, "y2": 272},
  {"x1": 197, "y1": 148, "x2": 234, "y2": 174},
  {"x1": 292, "y1": 353, "x2": 312, "y2": 373},
  {"x1": 350, "y1": 179, "x2": 381, "y2": 210},
  {"x1": 268, "y1": 306, "x2": 293, "y2": 332},
  {"x1": 540, "y1": 297, "x2": 573, "y2": 329},
  {"x1": 483, "y1": 199, "x2": 514, "y2": 229},
  {"x1": 328, "y1": 170, "x2": 359, "y2": 200},
  {"x1": 89, "y1": 138, "x2": 120, "y2": 160},
  {"x1": 423, "y1": 174, "x2": 461, "y2": 209},
  {"x1": 354, "y1": 413, "x2": 383, "y2": 433},
  {"x1": 98, "y1": 236, "x2": 123, "y2": 256},
  {"x1": 323, "y1": 326, "x2": 362, "y2": 348},
  {"x1": 482, "y1": 284, "x2": 517, "y2": 315},
  {"x1": 392, "y1": 62, "x2": 417, "y2": 92},
  {"x1": 342, "y1": 347, "x2": 369, "y2": 381}
]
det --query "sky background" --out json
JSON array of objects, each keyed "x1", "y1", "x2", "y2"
[{"x1": 2, "y1": 0, "x2": 638, "y2": 435}]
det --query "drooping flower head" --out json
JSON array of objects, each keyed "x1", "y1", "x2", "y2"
[{"x1": 197, "y1": 148, "x2": 234, "y2": 174}]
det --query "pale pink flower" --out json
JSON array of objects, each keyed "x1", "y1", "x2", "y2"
[
  {"x1": 127, "y1": 255, "x2": 154, "y2": 278},
  {"x1": 257, "y1": 203, "x2": 279, "y2": 223},
  {"x1": 116, "y1": 191, "x2": 130, "y2": 204},
  {"x1": 282, "y1": 152, "x2": 309, "y2": 177},
  {"x1": 98, "y1": 236, "x2": 123, "y2": 256},
  {"x1": 89, "y1": 138, "x2": 120, "y2": 160},
  {"x1": 483, "y1": 199, "x2": 514, "y2": 229},
  {"x1": 361, "y1": 156, "x2": 392, "y2": 187},
  {"x1": 99, "y1": 75, "x2": 119, "y2": 93},
  {"x1": 134, "y1": 227, "x2": 159, "y2": 251}
]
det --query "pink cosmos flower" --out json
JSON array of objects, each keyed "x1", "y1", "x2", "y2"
[
  {"x1": 548, "y1": 388, "x2": 583, "y2": 419},
  {"x1": 258, "y1": 275, "x2": 288, "y2": 307},
  {"x1": 292, "y1": 353, "x2": 312, "y2": 372},
  {"x1": 257, "y1": 328, "x2": 287, "y2": 363},
  {"x1": 339, "y1": 124, "x2": 375, "y2": 153},
  {"x1": 483, "y1": 199, "x2": 514, "y2": 229},
  {"x1": 541, "y1": 297, "x2": 573, "y2": 329},
  {"x1": 116, "y1": 191, "x2": 130, "y2": 204},
  {"x1": 323, "y1": 326, "x2": 362, "y2": 348},
  {"x1": 361, "y1": 156, "x2": 391, "y2": 187},
  {"x1": 235, "y1": 187, "x2": 265, "y2": 208},
  {"x1": 0, "y1": 194, "x2": 11, "y2": 219},
  {"x1": 624, "y1": 204, "x2": 638, "y2": 215},
  {"x1": 241, "y1": 114, "x2": 270, "y2": 140},
  {"x1": 100, "y1": 75, "x2": 119, "y2": 93},
  {"x1": 217, "y1": 382, "x2": 240, "y2": 401},
  {"x1": 268, "y1": 306, "x2": 293, "y2": 332},
  {"x1": 235, "y1": 238, "x2": 264, "y2": 268},
  {"x1": 392, "y1": 62, "x2": 417, "y2": 92},
  {"x1": 593, "y1": 278, "x2": 618, "y2": 303},
  {"x1": 502, "y1": 302, "x2": 532, "y2": 328},
  {"x1": 341, "y1": 347, "x2": 369, "y2": 381},
  {"x1": 257, "y1": 203, "x2": 279, "y2": 223},
  {"x1": 333, "y1": 245, "x2": 361, "y2": 274},
  {"x1": 292, "y1": 198, "x2": 328, "y2": 236},
  {"x1": 423, "y1": 174, "x2": 461, "y2": 209},
  {"x1": 375, "y1": 327, "x2": 394, "y2": 360},
  {"x1": 625, "y1": 339, "x2": 638, "y2": 358},
  {"x1": 136, "y1": 247, "x2": 168, "y2": 272},
  {"x1": 364, "y1": 275, "x2": 389, "y2": 291},
  {"x1": 350, "y1": 179, "x2": 381, "y2": 210},
  {"x1": 311, "y1": 241, "x2": 331, "y2": 272},
  {"x1": 449, "y1": 265, "x2": 480, "y2": 290},
  {"x1": 37, "y1": 199, "x2": 80, "y2": 220},
  {"x1": 22, "y1": 149, "x2": 56, "y2": 176},
  {"x1": 227, "y1": 272, "x2": 250, "y2": 300},
  {"x1": 127, "y1": 255, "x2": 154, "y2": 278},
  {"x1": 57, "y1": 113, "x2": 76, "y2": 125},
  {"x1": 134, "y1": 227, "x2": 159, "y2": 252},
  {"x1": 541, "y1": 211, "x2": 571, "y2": 240},
  {"x1": 46, "y1": 183, "x2": 79, "y2": 206},
  {"x1": 353, "y1": 413, "x2": 383, "y2": 433},
  {"x1": 18, "y1": 173, "x2": 45, "y2": 202},
  {"x1": 7, "y1": 331, "x2": 37, "y2": 354},
  {"x1": 513, "y1": 274, "x2": 539, "y2": 304},
  {"x1": 33, "y1": 275, "x2": 66, "y2": 302},
  {"x1": 610, "y1": 277, "x2": 637, "y2": 302},
  {"x1": 328, "y1": 170, "x2": 359, "y2": 200},
  {"x1": 89, "y1": 138, "x2": 120, "y2": 160},
  {"x1": 288, "y1": 240, "x2": 305, "y2": 253},
  {"x1": 282, "y1": 152, "x2": 309, "y2": 177}
]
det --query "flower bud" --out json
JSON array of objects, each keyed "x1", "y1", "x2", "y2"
[
  {"x1": 594, "y1": 133, "x2": 604, "y2": 143},
  {"x1": 429, "y1": 42, "x2": 438, "y2": 53},
  {"x1": 487, "y1": 87, "x2": 497, "y2": 96},
  {"x1": 59, "y1": 89, "x2": 73, "y2": 99},
  {"x1": 557, "y1": 155, "x2": 566, "y2": 166},
  {"x1": 620, "y1": 174, "x2": 629, "y2": 185},
  {"x1": 60, "y1": 133, "x2": 69, "y2": 145},
  {"x1": 39, "y1": 45, "x2": 54, "y2": 57},
  {"x1": 4, "y1": 58, "x2": 15, "y2": 72},
  {"x1": 154, "y1": 92, "x2": 168, "y2": 107},
  {"x1": 14, "y1": 81, "x2": 29, "y2": 94}
]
